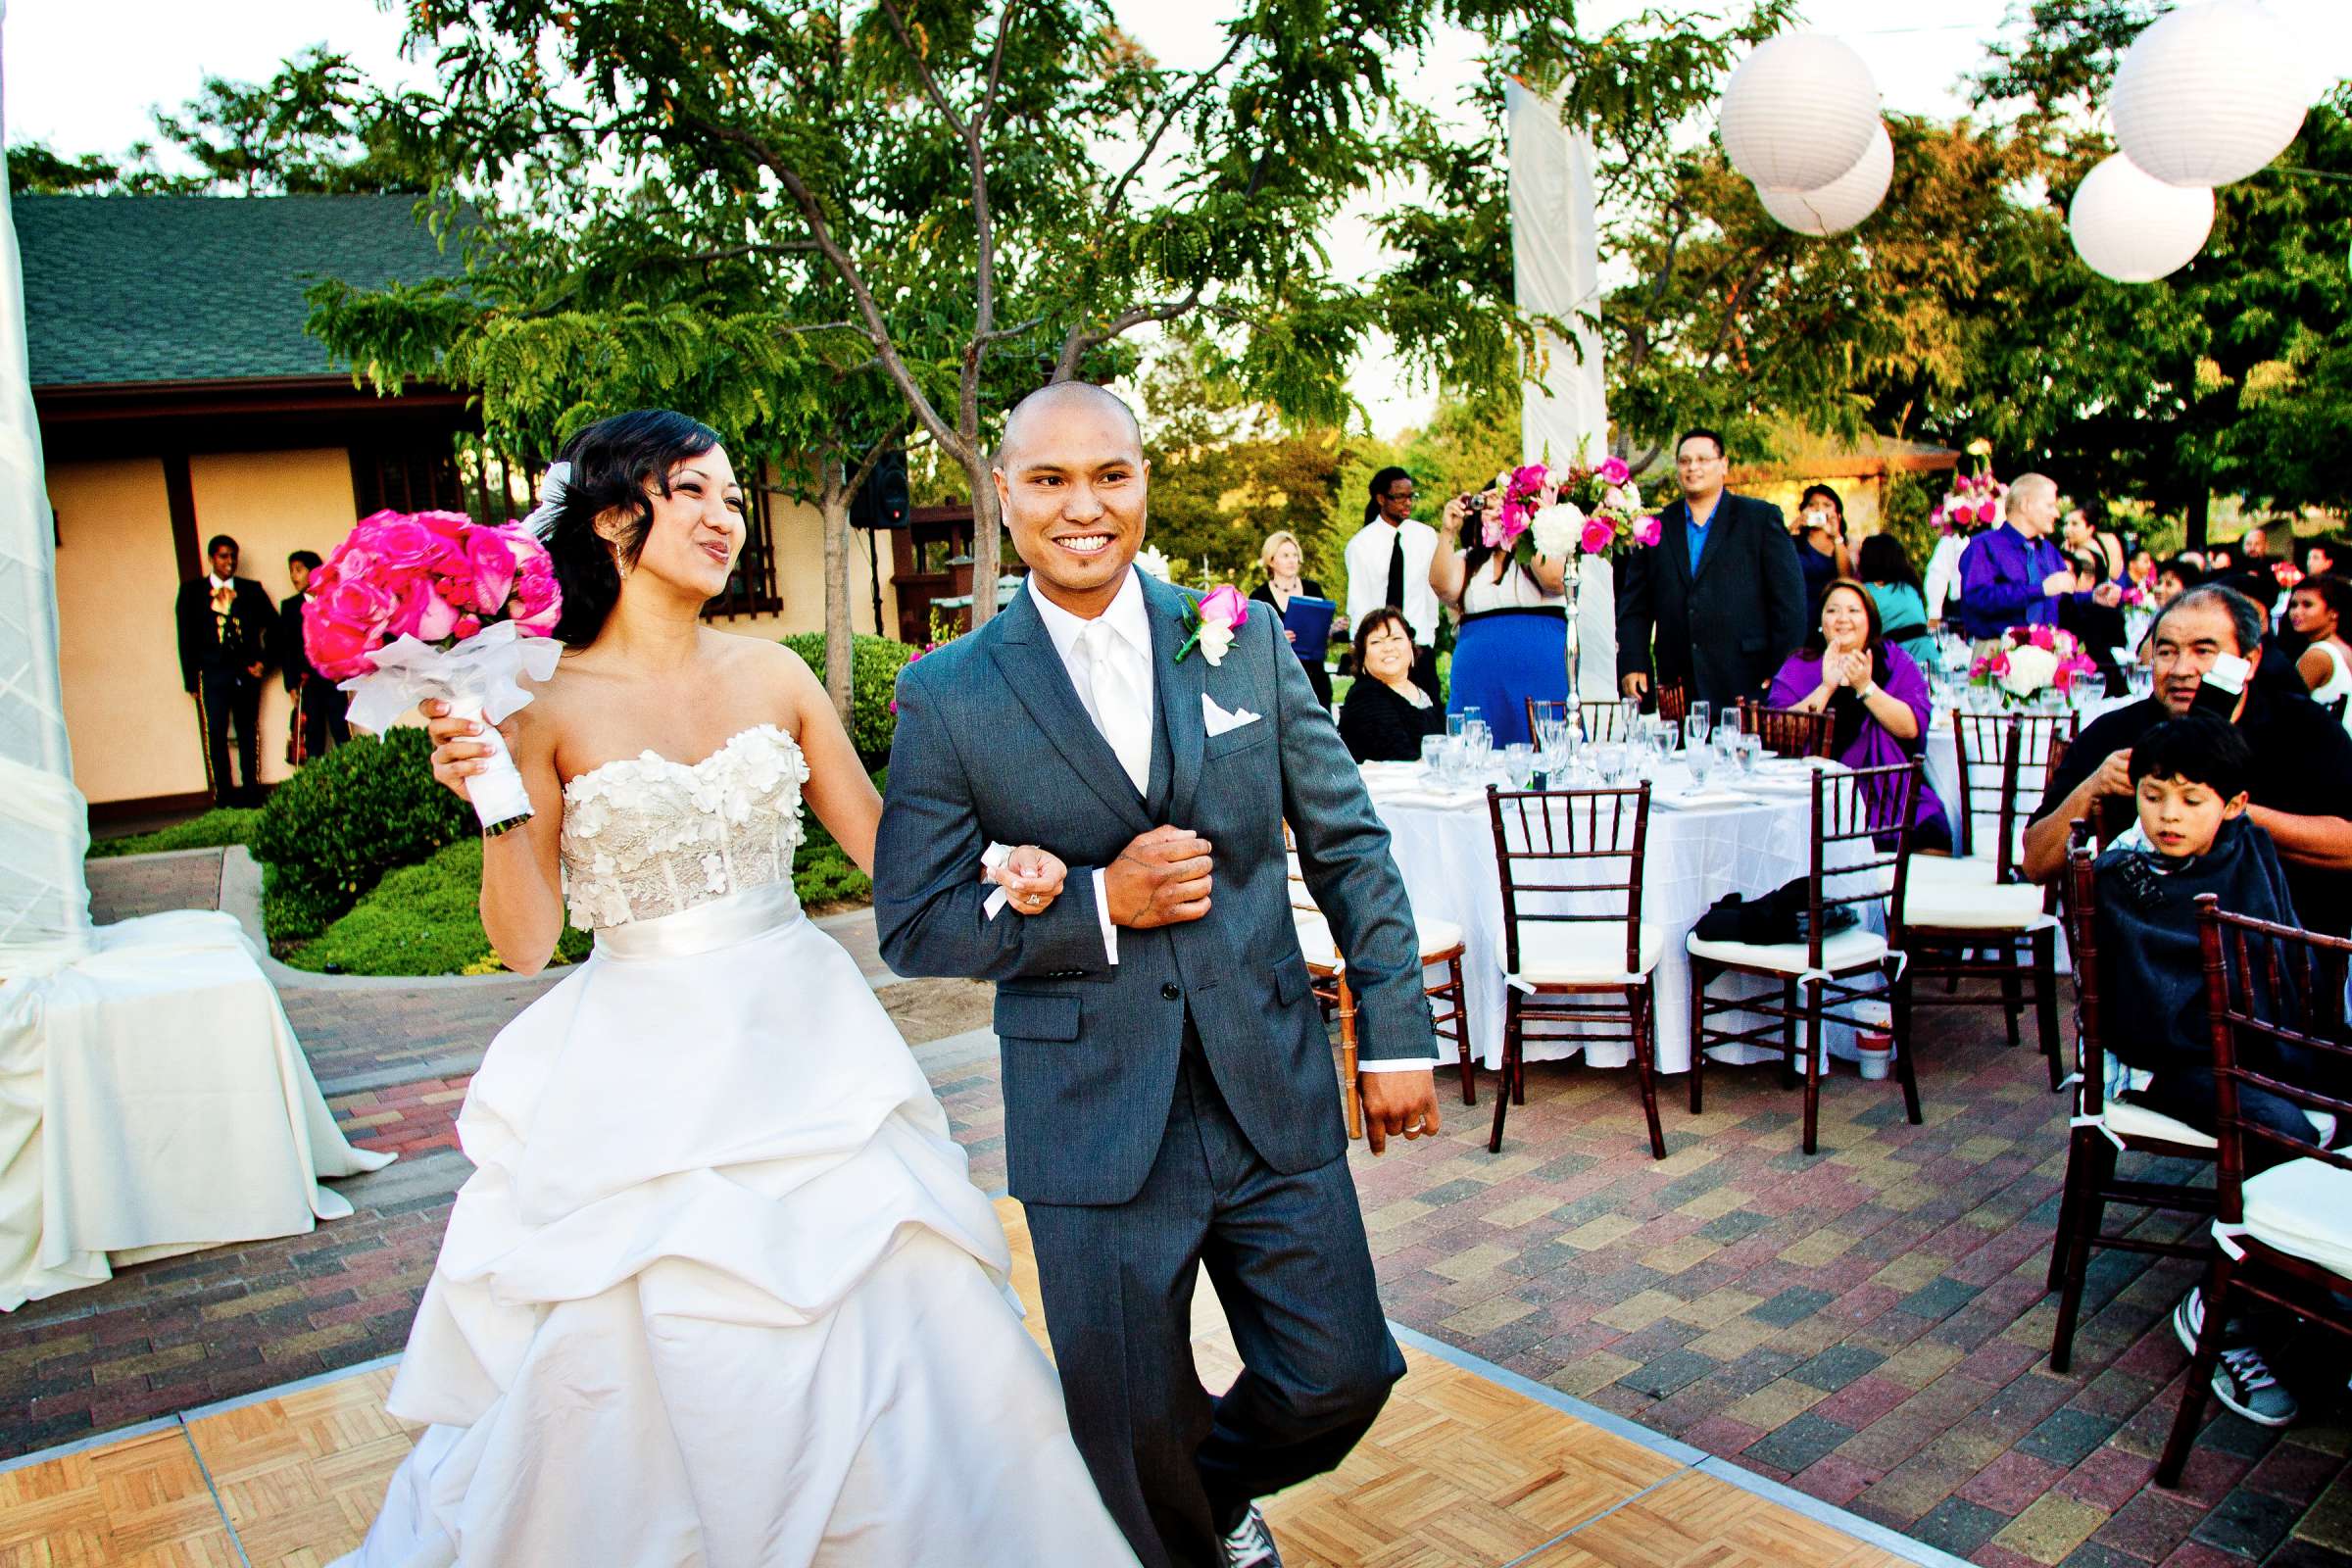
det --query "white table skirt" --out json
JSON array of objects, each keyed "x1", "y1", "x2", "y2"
[
  {"x1": 0, "y1": 910, "x2": 394, "y2": 1310},
  {"x1": 1375, "y1": 766, "x2": 1873, "y2": 1075}
]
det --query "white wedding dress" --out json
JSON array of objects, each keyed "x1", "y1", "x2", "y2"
[{"x1": 337, "y1": 724, "x2": 1136, "y2": 1567}]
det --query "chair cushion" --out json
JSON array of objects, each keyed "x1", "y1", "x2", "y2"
[
  {"x1": 1908, "y1": 856, "x2": 1996, "y2": 890},
  {"x1": 1903, "y1": 876, "x2": 2049, "y2": 931},
  {"x1": 2101, "y1": 1097, "x2": 2218, "y2": 1151},
  {"x1": 1292, "y1": 909, "x2": 1466, "y2": 970},
  {"x1": 1508, "y1": 921, "x2": 1665, "y2": 984},
  {"x1": 1686, "y1": 924, "x2": 1888, "y2": 975},
  {"x1": 2240, "y1": 1156, "x2": 2352, "y2": 1277}
]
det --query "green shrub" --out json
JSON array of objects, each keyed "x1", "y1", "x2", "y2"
[
  {"x1": 793, "y1": 764, "x2": 883, "y2": 910},
  {"x1": 251, "y1": 727, "x2": 474, "y2": 946},
  {"x1": 284, "y1": 837, "x2": 594, "y2": 975},
  {"x1": 87, "y1": 808, "x2": 262, "y2": 859},
  {"x1": 779, "y1": 633, "x2": 916, "y2": 758}
]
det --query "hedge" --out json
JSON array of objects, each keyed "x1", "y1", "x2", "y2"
[
  {"x1": 779, "y1": 633, "x2": 915, "y2": 760},
  {"x1": 250, "y1": 727, "x2": 475, "y2": 947},
  {"x1": 285, "y1": 837, "x2": 595, "y2": 975},
  {"x1": 87, "y1": 808, "x2": 262, "y2": 859}
]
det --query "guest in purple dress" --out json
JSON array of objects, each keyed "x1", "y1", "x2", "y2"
[{"x1": 1767, "y1": 579, "x2": 1953, "y2": 853}]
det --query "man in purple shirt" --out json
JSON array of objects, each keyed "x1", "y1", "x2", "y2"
[{"x1": 1956, "y1": 472, "x2": 2119, "y2": 645}]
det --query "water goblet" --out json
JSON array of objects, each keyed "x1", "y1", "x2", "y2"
[
  {"x1": 1463, "y1": 723, "x2": 1493, "y2": 774},
  {"x1": 1419, "y1": 735, "x2": 1446, "y2": 776},
  {"x1": 1446, "y1": 710, "x2": 1471, "y2": 740},
  {"x1": 1736, "y1": 733, "x2": 1763, "y2": 777},
  {"x1": 1501, "y1": 743, "x2": 1537, "y2": 791},
  {"x1": 1687, "y1": 745, "x2": 1716, "y2": 789}
]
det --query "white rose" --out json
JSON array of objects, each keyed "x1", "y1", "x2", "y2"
[
  {"x1": 1133, "y1": 545, "x2": 1173, "y2": 582},
  {"x1": 1196, "y1": 619, "x2": 1235, "y2": 666},
  {"x1": 1998, "y1": 644, "x2": 2057, "y2": 696},
  {"x1": 1531, "y1": 502, "x2": 1585, "y2": 560}
]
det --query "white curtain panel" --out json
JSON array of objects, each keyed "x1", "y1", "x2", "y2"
[{"x1": 1506, "y1": 79, "x2": 1617, "y2": 697}]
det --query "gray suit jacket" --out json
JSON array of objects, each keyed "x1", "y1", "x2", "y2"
[
  {"x1": 1614, "y1": 491, "x2": 1806, "y2": 711},
  {"x1": 875, "y1": 570, "x2": 1434, "y2": 1206}
]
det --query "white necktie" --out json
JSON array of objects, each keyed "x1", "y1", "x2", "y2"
[{"x1": 1075, "y1": 618, "x2": 1152, "y2": 796}]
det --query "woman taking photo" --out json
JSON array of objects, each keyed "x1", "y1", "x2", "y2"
[
  {"x1": 1855, "y1": 534, "x2": 1936, "y2": 670},
  {"x1": 1766, "y1": 580, "x2": 1952, "y2": 851},
  {"x1": 1248, "y1": 528, "x2": 1335, "y2": 711},
  {"x1": 1432, "y1": 489, "x2": 1567, "y2": 748},
  {"x1": 1339, "y1": 607, "x2": 1448, "y2": 762},
  {"x1": 1789, "y1": 484, "x2": 1852, "y2": 608},
  {"x1": 2289, "y1": 574, "x2": 2352, "y2": 733}
]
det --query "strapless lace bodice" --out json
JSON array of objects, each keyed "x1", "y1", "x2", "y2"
[{"x1": 560, "y1": 724, "x2": 808, "y2": 930}]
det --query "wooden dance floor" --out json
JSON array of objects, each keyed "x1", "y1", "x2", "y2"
[{"x1": 1, "y1": 1200, "x2": 1920, "y2": 1567}]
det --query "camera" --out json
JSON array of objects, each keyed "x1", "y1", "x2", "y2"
[{"x1": 1460, "y1": 493, "x2": 1485, "y2": 517}]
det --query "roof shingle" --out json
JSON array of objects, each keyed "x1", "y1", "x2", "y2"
[{"x1": 14, "y1": 194, "x2": 465, "y2": 389}]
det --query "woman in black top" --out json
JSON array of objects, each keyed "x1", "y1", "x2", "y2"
[
  {"x1": 1247, "y1": 529, "x2": 1334, "y2": 712},
  {"x1": 1339, "y1": 608, "x2": 1446, "y2": 762},
  {"x1": 2057, "y1": 548, "x2": 2131, "y2": 697}
]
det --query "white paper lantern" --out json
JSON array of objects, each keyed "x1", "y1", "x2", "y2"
[
  {"x1": 1759, "y1": 121, "x2": 1894, "y2": 235},
  {"x1": 2112, "y1": 0, "x2": 2305, "y2": 187},
  {"x1": 1718, "y1": 33, "x2": 1881, "y2": 194},
  {"x1": 2069, "y1": 153, "x2": 2215, "y2": 282}
]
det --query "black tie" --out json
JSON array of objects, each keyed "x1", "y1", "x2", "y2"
[{"x1": 1384, "y1": 526, "x2": 1406, "y2": 612}]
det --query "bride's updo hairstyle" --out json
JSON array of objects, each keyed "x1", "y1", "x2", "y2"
[{"x1": 541, "y1": 408, "x2": 724, "y2": 647}]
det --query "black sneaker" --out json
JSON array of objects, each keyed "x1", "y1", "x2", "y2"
[
  {"x1": 2174, "y1": 1288, "x2": 2298, "y2": 1427},
  {"x1": 1219, "y1": 1503, "x2": 1283, "y2": 1568}
]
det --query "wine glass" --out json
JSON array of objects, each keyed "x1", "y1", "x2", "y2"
[
  {"x1": 1501, "y1": 743, "x2": 1537, "y2": 791},
  {"x1": 1736, "y1": 733, "x2": 1763, "y2": 778},
  {"x1": 1419, "y1": 735, "x2": 1446, "y2": 775},
  {"x1": 1687, "y1": 744, "x2": 1716, "y2": 789},
  {"x1": 1462, "y1": 720, "x2": 1493, "y2": 775}
]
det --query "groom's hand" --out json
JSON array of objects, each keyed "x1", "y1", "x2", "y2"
[
  {"x1": 1105, "y1": 825, "x2": 1214, "y2": 928},
  {"x1": 1360, "y1": 1070, "x2": 1441, "y2": 1155}
]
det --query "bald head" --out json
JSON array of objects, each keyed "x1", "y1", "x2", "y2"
[
  {"x1": 995, "y1": 381, "x2": 1142, "y2": 471},
  {"x1": 2006, "y1": 472, "x2": 2060, "y2": 536}
]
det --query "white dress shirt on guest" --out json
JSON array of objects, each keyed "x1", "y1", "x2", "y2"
[{"x1": 1344, "y1": 516, "x2": 1441, "y2": 649}]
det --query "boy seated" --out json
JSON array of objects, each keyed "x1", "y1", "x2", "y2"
[{"x1": 2091, "y1": 714, "x2": 2330, "y2": 1429}]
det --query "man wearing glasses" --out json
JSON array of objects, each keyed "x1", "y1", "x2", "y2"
[
  {"x1": 1615, "y1": 428, "x2": 1804, "y2": 712},
  {"x1": 1343, "y1": 466, "x2": 1441, "y2": 696}
]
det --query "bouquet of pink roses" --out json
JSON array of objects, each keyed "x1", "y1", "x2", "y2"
[
  {"x1": 1462, "y1": 446, "x2": 1664, "y2": 570},
  {"x1": 1969, "y1": 624, "x2": 2098, "y2": 705},
  {"x1": 304, "y1": 508, "x2": 564, "y2": 833},
  {"x1": 1936, "y1": 457, "x2": 2006, "y2": 534}
]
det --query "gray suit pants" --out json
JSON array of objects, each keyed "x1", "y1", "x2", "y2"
[{"x1": 1024, "y1": 1037, "x2": 1403, "y2": 1568}]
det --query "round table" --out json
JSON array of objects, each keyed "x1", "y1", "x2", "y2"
[{"x1": 1369, "y1": 761, "x2": 1868, "y2": 1075}]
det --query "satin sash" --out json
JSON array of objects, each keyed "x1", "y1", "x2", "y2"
[{"x1": 593, "y1": 880, "x2": 803, "y2": 962}]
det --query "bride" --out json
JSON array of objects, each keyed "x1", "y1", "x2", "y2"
[{"x1": 336, "y1": 410, "x2": 1137, "y2": 1566}]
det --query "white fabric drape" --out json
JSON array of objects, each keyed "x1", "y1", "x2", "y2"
[
  {"x1": 0, "y1": 4, "x2": 92, "y2": 975},
  {"x1": 1507, "y1": 78, "x2": 1617, "y2": 699}
]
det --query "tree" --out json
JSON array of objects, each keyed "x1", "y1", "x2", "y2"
[{"x1": 329, "y1": 0, "x2": 1791, "y2": 624}]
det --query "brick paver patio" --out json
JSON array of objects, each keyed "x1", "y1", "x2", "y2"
[{"x1": 10, "y1": 856, "x2": 2348, "y2": 1566}]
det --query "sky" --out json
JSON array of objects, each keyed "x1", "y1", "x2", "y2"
[{"x1": 8, "y1": 0, "x2": 2350, "y2": 436}]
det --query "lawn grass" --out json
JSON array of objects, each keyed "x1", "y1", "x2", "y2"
[{"x1": 86, "y1": 808, "x2": 263, "y2": 859}]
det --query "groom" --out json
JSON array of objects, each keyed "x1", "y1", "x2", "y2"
[{"x1": 877, "y1": 382, "x2": 1441, "y2": 1568}]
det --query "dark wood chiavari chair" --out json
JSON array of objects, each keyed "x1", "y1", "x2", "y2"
[
  {"x1": 1689, "y1": 760, "x2": 1924, "y2": 1154},
  {"x1": 1484, "y1": 783, "x2": 1663, "y2": 1156},
  {"x1": 2157, "y1": 898, "x2": 2352, "y2": 1484},
  {"x1": 1900, "y1": 711, "x2": 2079, "y2": 1088},
  {"x1": 2043, "y1": 824, "x2": 2218, "y2": 1373},
  {"x1": 1655, "y1": 681, "x2": 1690, "y2": 724},
  {"x1": 1735, "y1": 698, "x2": 1835, "y2": 760},
  {"x1": 1524, "y1": 698, "x2": 1637, "y2": 745}
]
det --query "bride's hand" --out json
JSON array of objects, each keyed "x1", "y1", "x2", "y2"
[
  {"x1": 992, "y1": 846, "x2": 1067, "y2": 915},
  {"x1": 422, "y1": 698, "x2": 498, "y2": 804}
]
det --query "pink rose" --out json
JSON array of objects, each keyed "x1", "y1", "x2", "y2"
[
  {"x1": 1975, "y1": 501, "x2": 1998, "y2": 525},
  {"x1": 510, "y1": 559, "x2": 563, "y2": 635},
  {"x1": 452, "y1": 613, "x2": 484, "y2": 641},
  {"x1": 359, "y1": 516, "x2": 444, "y2": 572},
  {"x1": 463, "y1": 525, "x2": 518, "y2": 614},
  {"x1": 1598, "y1": 455, "x2": 1631, "y2": 486},
  {"x1": 1581, "y1": 516, "x2": 1616, "y2": 555},
  {"x1": 1634, "y1": 514, "x2": 1663, "y2": 548},
  {"x1": 304, "y1": 575, "x2": 398, "y2": 679},
  {"x1": 390, "y1": 577, "x2": 461, "y2": 643},
  {"x1": 1481, "y1": 514, "x2": 1509, "y2": 550},
  {"x1": 416, "y1": 510, "x2": 472, "y2": 539},
  {"x1": 1198, "y1": 583, "x2": 1250, "y2": 632}
]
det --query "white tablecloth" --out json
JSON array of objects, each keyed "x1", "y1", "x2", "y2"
[
  {"x1": 1922, "y1": 693, "x2": 2135, "y2": 858},
  {"x1": 1371, "y1": 761, "x2": 1866, "y2": 1075},
  {"x1": 0, "y1": 910, "x2": 395, "y2": 1309}
]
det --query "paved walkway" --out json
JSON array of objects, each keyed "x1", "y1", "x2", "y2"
[{"x1": 12, "y1": 857, "x2": 2349, "y2": 1567}]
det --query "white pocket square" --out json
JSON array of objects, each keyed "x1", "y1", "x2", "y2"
[{"x1": 1202, "y1": 693, "x2": 1262, "y2": 737}]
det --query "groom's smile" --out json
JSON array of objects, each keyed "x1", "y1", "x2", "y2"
[{"x1": 994, "y1": 382, "x2": 1152, "y2": 619}]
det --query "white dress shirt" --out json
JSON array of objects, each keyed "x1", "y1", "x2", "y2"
[
  {"x1": 1344, "y1": 518, "x2": 1441, "y2": 648},
  {"x1": 1925, "y1": 533, "x2": 1968, "y2": 623}
]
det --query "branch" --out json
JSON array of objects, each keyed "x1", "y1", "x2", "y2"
[
  {"x1": 1101, "y1": 29, "x2": 1248, "y2": 221},
  {"x1": 670, "y1": 240, "x2": 820, "y2": 265},
  {"x1": 1052, "y1": 286, "x2": 1204, "y2": 382},
  {"x1": 978, "y1": 0, "x2": 1023, "y2": 136},
  {"x1": 978, "y1": 312, "x2": 1048, "y2": 345},
  {"x1": 677, "y1": 111, "x2": 963, "y2": 460}
]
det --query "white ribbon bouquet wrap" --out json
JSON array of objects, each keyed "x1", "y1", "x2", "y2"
[
  {"x1": 305, "y1": 496, "x2": 566, "y2": 838},
  {"x1": 340, "y1": 621, "x2": 563, "y2": 834}
]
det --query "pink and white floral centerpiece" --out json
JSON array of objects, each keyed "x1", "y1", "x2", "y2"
[
  {"x1": 1971, "y1": 624, "x2": 2099, "y2": 708},
  {"x1": 304, "y1": 508, "x2": 564, "y2": 834},
  {"x1": 1469, "y1": 451, "x2": 1665, "y2": 569}
]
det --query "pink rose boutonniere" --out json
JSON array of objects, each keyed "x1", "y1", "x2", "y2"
[{"x1": 1176, "y1": 584, "x2": 1250, "y2": 666}]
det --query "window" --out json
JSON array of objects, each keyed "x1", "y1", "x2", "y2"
[
  {"x1": 706, "y1": 482, "x2": 780, "y2": 619},
  {"x1": 350, "y1": 439, "x2": 472, "y2": 516}
]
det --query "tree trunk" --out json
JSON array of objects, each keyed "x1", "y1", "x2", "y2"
[
  {"x1": 820, "y1": 457, "x2": 855, "y2": 725},
  {"x1": 962, "y1": 451, "x2": 1004, "y2": 628}
]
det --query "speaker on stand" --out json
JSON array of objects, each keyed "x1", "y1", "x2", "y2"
[{"x1": 849, "y1": 451, "x2": 910, "y2": 639}]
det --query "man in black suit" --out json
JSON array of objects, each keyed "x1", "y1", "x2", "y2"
[
  {"x1": 1615, "y1": 428, "x2": 1806, "y2": 712},
  {"x1": 278, "y1": 549, "x2": 349, "y2": 765},
  {"x1": 174, "y1": 534, "x2": 275, "y2": 806}
]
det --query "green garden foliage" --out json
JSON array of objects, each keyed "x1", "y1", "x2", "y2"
[
  {"x1": 86, "y1": 808, "x2": 262, "y2": 859},
  {"x1": 250, "y1": 727, "x2": 473, "y2": 946},
  {"x1": 284, "y1": 837, "x2": 594, "y2": 976},
  {"x1": 778, "y1": 634, "x2": 913, "y2": 760}
]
